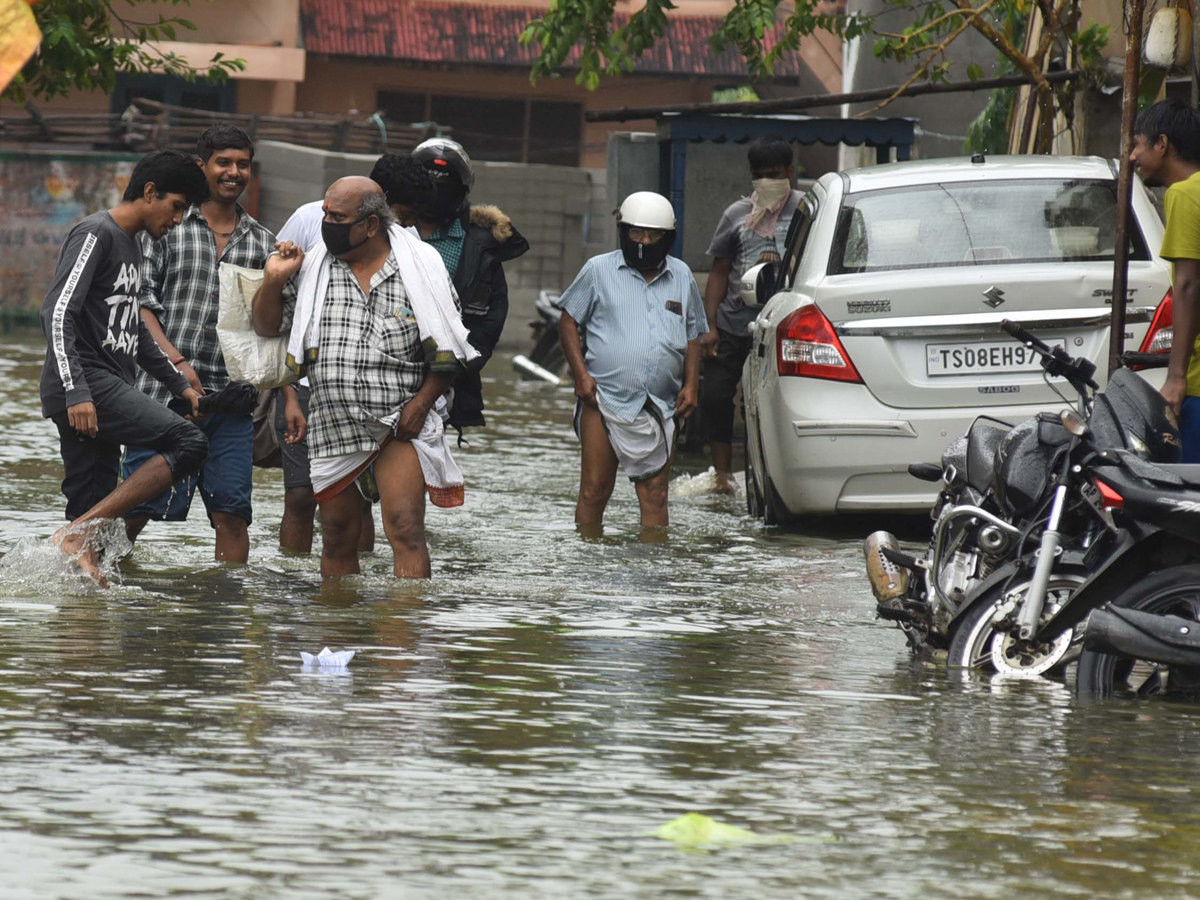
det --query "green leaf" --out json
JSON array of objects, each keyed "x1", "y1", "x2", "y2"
[{"x1": 967, "y1": 62, "x2": 984, "y2": 82}]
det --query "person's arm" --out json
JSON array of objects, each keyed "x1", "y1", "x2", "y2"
[
  {"x1": 676, "y1": 339, "x2": 701, "y2": 419},
  {"x1": 462, "y1": 266, "x2": 510, "y2": 371},
  {"x1": 280, "y1": 384, "x2": 306, "y2": 444},
  {"x1": 136, "y1": 317, "x2": 190, "y2": 396},
  {"x1": 1166, "y1": 258, "x2": 1200, "y2": 413},
  {"x1": 700, "y1": 257, "x2": 732, "y2": 358},
  {"x1": 560, "y1": 311, "x2": 597, "y2": 408},
  {"x1": 252, "y1": 242, "x2": 305, "y2": 337},
  {"x1": 396, "y1": 370, "x2": 456, "y2": 440},
  {"x1": 40, "y1": 228, "x2": 102, "y2": 436},
  {"x1": 135, "y1": 235, "x2": 202, "y2": 393},
  {"x1": 138, "y1": 307, "x2": 202, "y2": 395}
]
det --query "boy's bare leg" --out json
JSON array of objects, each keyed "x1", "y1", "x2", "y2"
[
  {"x1": 373, "y1": 441, "x2": 430, "y2": 578},
  {"x1": 54, "y1": 454, "x2": 175, "y2": 584}
]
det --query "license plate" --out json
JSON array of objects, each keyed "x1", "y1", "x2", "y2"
[{"x1": 926, "y1": 339, "x2": 1066, "y2": 376}]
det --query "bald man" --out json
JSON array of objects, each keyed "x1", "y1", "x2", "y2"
[{"x1": 252, "y1": 178, "x2": 463, "y2": 578}]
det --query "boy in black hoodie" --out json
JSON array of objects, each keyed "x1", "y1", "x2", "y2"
[{"x1": 39, "y1": 150, "x2": 210, "y2": 583}]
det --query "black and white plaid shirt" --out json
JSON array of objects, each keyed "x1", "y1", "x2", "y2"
[
  {"x1": 136, "y1": 205, "x2": 275, "y2": 403},
  {"x1": 307, "y1": 251, "x2": 438, "y2": 459}
]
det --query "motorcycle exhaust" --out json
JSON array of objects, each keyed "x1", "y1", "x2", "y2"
[
  {"x1": 512, "y1": 354, "x2": 562, "y2": 385},
  {"x1": 864, "y1": 531, "x2": 910, "y2": 602},
  {"x1": 1083, "y1": 607, "x2": 1200, "y2": 668}
]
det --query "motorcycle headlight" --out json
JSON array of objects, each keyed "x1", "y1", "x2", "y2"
[{"x1": 1128, "y1": 433, "x2": 1149, "y2": 457}]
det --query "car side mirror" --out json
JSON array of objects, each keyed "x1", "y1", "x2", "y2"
[{"x1": 740, "y1": 262, "x2": 778, "y2": 307}]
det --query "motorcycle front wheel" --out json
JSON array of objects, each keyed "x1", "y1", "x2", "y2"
[
  {"x1": 1075, "y1": 564, "x2": 1200, "y2": 699},
  {"x1": 947, "y1": 569, "x2": 1087, "y2": 677}
]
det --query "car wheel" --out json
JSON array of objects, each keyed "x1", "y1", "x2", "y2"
[
  {"x1": 745, "y1": 449, "x2": 763, "y2": 518},
  {"x1": 763, "y1": 473, "x2": 792, "y2": 526}
]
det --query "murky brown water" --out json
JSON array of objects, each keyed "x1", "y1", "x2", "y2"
[{"x1": 2, "y1": 335, "x2": 1199, "y2": 899}]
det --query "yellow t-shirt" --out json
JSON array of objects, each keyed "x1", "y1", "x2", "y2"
[{"x1": 1160, "y1": 171, "x2": 1200, "y2": 396}]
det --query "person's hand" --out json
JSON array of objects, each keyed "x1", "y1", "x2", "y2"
[
  {"x1": 67, "y1": 401, "x2": 98, "y2": 438},
  {"x1": 396, "y1": 395, "x2": 432, "y2": 441},
  {"x1": 1162, "y1": 373, "x2": 1187, "y2": 416},
  {"x1": 574, "y1": 373, "x2": 599, "y2": 409},
  {"x1": 266, "y1": 242, "x2": 305, "y2": 283},
  {"x1": 283, "y1": 394, "x2": 307, "y2": 444},
  {"x1": 675, "y1": 382, "x2": 699, "y2": 419},
  {"x1": 177, "y1": 360, "x2": 204, "y2": 395},
  {"x1": 180, "y1": 387, "x2": 203, "y2": 419},
  {"x1": 699, "y1": 329, "x2": 720, "y2": 360}
]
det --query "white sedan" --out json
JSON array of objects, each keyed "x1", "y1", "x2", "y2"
[{"x1": 740, "y1": 155, "x2": 1173, "y2": 523}]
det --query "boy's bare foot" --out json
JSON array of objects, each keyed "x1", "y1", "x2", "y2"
[{"x1": 52, "y1": 523, "x2": 109, "y2": 588}]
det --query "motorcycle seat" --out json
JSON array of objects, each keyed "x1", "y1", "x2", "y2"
[{"x1": 1142, "y1": 464, "x2": 1200, "y2": 486}]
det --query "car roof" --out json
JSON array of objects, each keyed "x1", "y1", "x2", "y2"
[{"x1": 840, "y1": 154, "x2": 1117, "y2": 192}]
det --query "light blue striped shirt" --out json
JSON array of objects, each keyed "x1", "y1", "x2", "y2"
[{"x1": 559, "y1": 250, "x2": 707, "y2": 424}]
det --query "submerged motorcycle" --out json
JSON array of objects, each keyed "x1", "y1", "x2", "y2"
[{"x1": 865, "y1": 321, "x2": 1179, "y2": 678}]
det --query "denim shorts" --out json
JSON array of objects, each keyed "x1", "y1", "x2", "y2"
[{"x1": 123, "y1": 411, "x2": 254, "y2": 526}]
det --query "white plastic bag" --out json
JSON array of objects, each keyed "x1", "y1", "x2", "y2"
[{"x1": 217, "y1": 262, "x2": 296, "y2": 389}]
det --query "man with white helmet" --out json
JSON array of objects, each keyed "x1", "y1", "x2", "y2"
[{"x1": 558, "y1": 191, "x2": 707, "y2": 532}]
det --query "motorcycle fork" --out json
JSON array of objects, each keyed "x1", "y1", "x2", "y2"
[{"x1": 1016, "y1": 470, "x2": 1072, "y2": 641}]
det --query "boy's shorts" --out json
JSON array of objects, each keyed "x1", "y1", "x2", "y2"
[{"x1": 123, "y1": 411, "x2": 253, "y2": 526}]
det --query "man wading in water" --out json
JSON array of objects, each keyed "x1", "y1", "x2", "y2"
[
  {"x1": 558, "y1": 192, "x2": 706, "y2": 535},
  {"x1": 39, "y1": 151, "x2": 209, "y2": 584},
  {"x1": 252, "y1": 178, "x2": 478, "y2": 578}
]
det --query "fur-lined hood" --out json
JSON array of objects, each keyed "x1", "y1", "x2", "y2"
[
  {"x1": 466, "y1": 204, "x2": 529, "y2": 263},
  {"x1": 469, "y1": 205, "x2": 517, "y2": 243}
]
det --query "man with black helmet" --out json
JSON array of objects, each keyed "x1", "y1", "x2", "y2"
[
  {"x1": 558, "y1": 192, "x2": 706, "y2": 533},
  {"x1": 412, "y1": 138, "x2": 529, "y2": 435}
]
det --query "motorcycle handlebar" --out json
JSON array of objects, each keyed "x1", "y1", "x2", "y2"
[
  {"x1": 999, "y1": 319, "x2": 1053, "y2": 353},
  {"x1": 1121, "y1": 351, "x2": 1170, "y2": 370},
  {"x1": 999, "y1": 319, "x2": 1099, "y2": 391}
]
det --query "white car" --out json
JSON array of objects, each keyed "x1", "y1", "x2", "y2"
[{"x1": 740, "y1": 155, "x2": 1173, "y2": 523}]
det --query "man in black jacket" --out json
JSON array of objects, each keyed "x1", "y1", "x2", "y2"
[{"x1": 412, "y1": 139, "x2": 529, "y2": 433}]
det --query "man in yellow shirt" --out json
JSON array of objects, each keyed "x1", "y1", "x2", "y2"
[{"x1": 1132, "y1": 99, "x2": 1200, "y2": 461}]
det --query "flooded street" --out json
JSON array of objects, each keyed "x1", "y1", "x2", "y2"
[{"x1": 2, "y1": 334, "x2": 1200, "y2": 899}]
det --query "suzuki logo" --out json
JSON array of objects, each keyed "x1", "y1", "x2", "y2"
[{"x1": 982, "y1": 286, "x2": 1006, "y2": 308}]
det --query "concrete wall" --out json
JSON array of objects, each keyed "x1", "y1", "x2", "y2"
[
  {"x1": 0, "y1": 150, "x2": 140, "y2": 313},
  {"x1": 254, "y1": 141, "x2": 609, "y2": 349}
]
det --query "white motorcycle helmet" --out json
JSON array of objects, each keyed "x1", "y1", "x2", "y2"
[
  {"x1": 616, "y1": 192, "x2": 676, "y2": 269},
  {"x1": 617, "y1": 192, "x2": 677, "y2": 230}
]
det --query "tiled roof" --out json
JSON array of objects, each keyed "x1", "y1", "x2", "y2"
[{"x1": 299, "y1": 0, "x2": 809, "y2": 77}]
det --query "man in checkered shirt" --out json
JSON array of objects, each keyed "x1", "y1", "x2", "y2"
[
  {"x1": 252, "y1": 178, "x2": 464, "y2": 579},
  {"x1": 123, "y1": 125, "x2": 275, "y2": 563}
]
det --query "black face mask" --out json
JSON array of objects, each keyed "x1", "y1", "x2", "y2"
[
  {"x1": 322, "y1": 217, "x2": 370, "y2": 256},
  {"x1": 620, "y1": 226, "x2": 674, "y2": 271}
]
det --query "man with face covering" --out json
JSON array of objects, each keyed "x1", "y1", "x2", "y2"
[
  {"x1": 251, "y1": 178, "x2": 478, "y2": 579},
  {"x1": 558, "y1": 191, "x2": 707, "y2": 533},
  {"x1": 700, "y1": 137, "x2": 803, "y2": 495}
]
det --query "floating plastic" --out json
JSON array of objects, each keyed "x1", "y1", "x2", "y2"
[
  {"x1": 670, "y1": 466, "x2": 744, "y2": 499},
  {"x1": 654, "y1": 813, "x2": 826, "y2": 848},
  {"x1": 300, "y1": 647, "x2": 355, "y2": 669}
]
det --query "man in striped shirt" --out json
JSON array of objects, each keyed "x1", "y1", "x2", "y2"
[
  {"x1": 559, "y1": 192, "x2": 706, "y2": 533},
  {"x1": 38, "y1": 151, "x2": 210, "y2": 584}
]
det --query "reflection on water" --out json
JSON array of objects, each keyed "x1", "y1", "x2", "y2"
[{"x1": 1, "y1": 337, "x2": 1198, "y2": 898}]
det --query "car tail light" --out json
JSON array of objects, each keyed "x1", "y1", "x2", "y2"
[
  {"x1": 1092, "y1": 477, "x2": 1123, "y2": 509},
  {"x1": 776, "y1": 305, "x2": 863, "y2": 382},
  {"x1": 1138, "y1": 288, "x2": 1173, "y2": 354}
]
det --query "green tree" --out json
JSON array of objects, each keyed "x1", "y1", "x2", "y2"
[
  {"x1": 5, "y1": 0, "x2": 244, "y2": 103},
  {"x1": 520, "y1": 0, "x2": 1109, "y2": 154}
]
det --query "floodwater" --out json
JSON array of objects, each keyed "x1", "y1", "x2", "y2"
[{"x1": 1, "y1": 335, "x2": 1199, "y2": 900}]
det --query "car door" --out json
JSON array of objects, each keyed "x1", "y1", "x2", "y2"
[{"x1": 744, "y1": 189, "x2": 820, "y2": 497}]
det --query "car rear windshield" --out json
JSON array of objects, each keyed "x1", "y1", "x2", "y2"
[{"x1": 829, "y1": 178, "x2": 1151, "y2": 275}]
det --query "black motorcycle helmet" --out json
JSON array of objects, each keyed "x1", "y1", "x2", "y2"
[{"x1": 413, "y1": 137, "x2": 474, "y2": 224}]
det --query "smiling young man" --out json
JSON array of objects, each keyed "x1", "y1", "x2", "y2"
[
  {"x1": 1130, "y1": 99, "x2": 1200, "y2": 460},
  {"x1": 121, "y1": 124, "x2": 277, "y2": 563},
  {"x1": 40, "y1": 150, "x2": 209, "y2": 583}
]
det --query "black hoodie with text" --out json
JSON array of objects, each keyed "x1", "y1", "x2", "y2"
[{"x1": 39, "y1": 210, "x2": 189, "y2": 417}]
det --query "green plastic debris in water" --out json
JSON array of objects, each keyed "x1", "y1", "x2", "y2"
[{"x1": 654, "y1": 813, "x2": 833, "y2": 849}]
